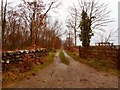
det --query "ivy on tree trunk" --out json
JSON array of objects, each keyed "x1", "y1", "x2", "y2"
[{"x1": 79, "y1": 10, "x2": 93, "y2": 47}]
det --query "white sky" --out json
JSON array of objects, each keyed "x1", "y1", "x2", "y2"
[
  {"x1": 62, "y1": 0, "x2": 119, "y2": 45},
  {"x1": 1, "y1": 0, "x2": 120, "y2": 45},
  {"x1": 47, "y1": 0, "x2": 119, "y2": 45}
]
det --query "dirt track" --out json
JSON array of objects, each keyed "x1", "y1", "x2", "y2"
[{"x1": 8, "y1": 50, "x2": 118, "y2": 88}]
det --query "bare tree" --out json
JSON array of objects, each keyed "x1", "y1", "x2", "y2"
[
  {"x1": 2, "y1": 0, "x2": 62, "y2": 50},
  {"x1": 69, "y1": 0, "x2": 113, "y2": 47},
  {"x1": 46, "y1": 19, "x2": 62, "y2": 50},
  {"x1": 65, "y1": 25, "x2": 74, "y2": 47},
  {"x1": 97, "y1": 29, "x2": 118, "y2": 43},
  {"x1": 66, "y1": 4, "x2": 80, "y2": 46},
  {"x1": 1, "y1": 0, "x2": 8, "y2": 49}
]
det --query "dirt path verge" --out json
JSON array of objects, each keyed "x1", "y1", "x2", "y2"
[{"x1": 8, "y1": 50, "x2": 118, "y2": 88}]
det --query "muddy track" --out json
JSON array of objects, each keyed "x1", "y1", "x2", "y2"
[{"x1": 8, "y1": 50, "x2": 118, "y2": 88}]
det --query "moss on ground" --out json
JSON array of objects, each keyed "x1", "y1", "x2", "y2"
[{"x1": 59, "y1": 50, "x2": 70, "y2": 65}]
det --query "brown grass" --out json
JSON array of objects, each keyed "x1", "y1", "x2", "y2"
[
  {"x1": 66, "y1": 47, "x2": 119, "y2": 76},
  {"x1": 2, "y1": 51, "x2": 56, "y2": 88}
]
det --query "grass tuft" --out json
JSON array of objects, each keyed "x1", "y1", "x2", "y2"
[{"x1": 59, "y1": 50, "x2": 70, "y2": 65}]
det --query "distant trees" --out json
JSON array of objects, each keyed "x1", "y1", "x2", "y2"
[
  {"x1": 1, "y1": 0, "x2": 62, "y2": 51},
  {"x1": 1, "y1": 0, "x2": 7, "y2": 50},
  {"x1": 66, "y1": 6, "x2": 78, "y2": 46},
  {"x1": 96, "y1": 29, "x2": 118, "y2": 43},
  {"x1": 42, "y1": 19, "x2": 62, "y2": 50},
  {"x1": 64, "y1": 37, "x2": 73, "y2": 47},
  {"x1": 64, "y1": 24, "x2": 74, "y2": 47},
  {"x1": 67, "y1": 0, "x2": 113, "y2": 47}
]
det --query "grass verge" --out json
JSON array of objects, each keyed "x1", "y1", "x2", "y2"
[
  {"x1": 2, "y1": 50, "x2": 56, "y2": 88},
  {"x1": 66, "y1": 50, "x2": 119, "y2": 76},
  {"x1": 59, "y1": 50, "x2": 70, "y2": 65}
]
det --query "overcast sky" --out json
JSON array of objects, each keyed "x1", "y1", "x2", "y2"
[
  {"x1": 1, "y1": 0, "x2": 120, "y2": 45},
  {"x1": 53, "y1": 0, "x2": 119, "y2": 45}
]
